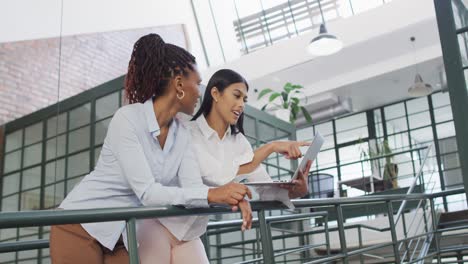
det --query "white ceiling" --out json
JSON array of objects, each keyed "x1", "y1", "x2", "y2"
[
  {"x1": 246, "y1": 14, "x2": 444, "y2": 115},
  {"x1": 331, "y1": 57, "x2": 444, "y2": 113}
]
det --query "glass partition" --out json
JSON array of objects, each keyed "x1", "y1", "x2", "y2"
[{"x1": 296, "y1": 91, "x2": 464, "y2": 212}]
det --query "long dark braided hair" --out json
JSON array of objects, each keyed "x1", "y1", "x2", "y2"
[{"x1": 125, "y1": 34, "x2": 196, "y2": 104}]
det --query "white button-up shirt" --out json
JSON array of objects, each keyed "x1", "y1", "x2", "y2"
[
  {"x1": 60, "y1": 99, "x2": 209, "y2": 250},
  {"x1": 189, "y1": 115, "x2": 268, "y2": 186},
  {"x1": 171, "y1": 115, "x2": 289, "y2": 240}
]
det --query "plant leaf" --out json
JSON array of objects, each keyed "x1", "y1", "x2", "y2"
[
  {"x1": 301, "y1": 106, "x2": 312, "y2": 123},
  {"x1": 269, "y1": 92, "x2": 281, "y2": 103},
  {"x1": 284, "y1": 82, "x2": 293, "y2": 90},
  {"x1": 291, "y1": 97, "x2": 299, "y2": 105},
  {"x1": 261, "y1": 104, "x2": 267, "y2": 111},
  {"x1": 281, "y1": 91, "x2": 288, "y2": 103},
  {"x1": 258, "y1": 88, "x2": 273, "y2": 100},
  {"x1": 292, "y1": 104, "x2": 299, "y2": 113}
]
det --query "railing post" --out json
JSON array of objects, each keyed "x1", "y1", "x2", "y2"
[
  {"x1": 299, "y1": 208, "x2": 309, "y2": 262},
  {"x1": 256, "y1": 228, "x2": 261, "y2": 259},
  {"x1": 387, "y1": 201, "x2": 401, "y2": 263},
  {"x1": 252, "y1": 241, "x2": 256, "y2": 260},
  {"x1": 126, "y1": 218, "x2": 139, "y2": 264},
  {"x1": 358, "y1": 226, "x2": 364, "y2": 264},
  {"x1": 258, "y1": 210, "x2": 275, "y2": 264},
  {"x1": 216, "y1": 230, "x2": 222, "y2": 264},
  {"x1": 401, "y1": 212, "x2": 409, "y2": 262},
  {"x1": 430, "y1": 198, "x2": 441, "y2": 264},
  {"x1": 324, "y1": 215, "x2": 331, "y2": 256},
  {"x1": 335, "y1": 204, "x2": 348, "y2": 264},
  {"x1": 422, "y1": 200, "x2": 429, "y2": 234}
]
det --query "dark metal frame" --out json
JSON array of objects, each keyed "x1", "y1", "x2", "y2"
[
  {"x1": 0, "y1": 188, "x2": 464, "y2": 264},
  {"x1": 434, "y1": 0, "x2": 468, "y2": 203}
]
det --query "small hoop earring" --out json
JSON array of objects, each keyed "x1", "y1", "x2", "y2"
[{"x1": 176, "y1": 90, "x2": 185, "y2": 100}]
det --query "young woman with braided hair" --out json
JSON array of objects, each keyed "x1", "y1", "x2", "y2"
[{"x1": 49, "y1": 34, "x2": 251, "y2": 264}]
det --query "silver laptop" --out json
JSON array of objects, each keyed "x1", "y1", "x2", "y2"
[{"x1": 244, "y1": 132, "x2": 325, "y2": 186}]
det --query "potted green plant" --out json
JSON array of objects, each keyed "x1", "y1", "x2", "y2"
[
  {"x1": 257, "y1": 82, "x2": 312, "y2": 124},
  {"x1": 380, "y1": 140, "x2": 399, "y2": 189},
  {"x1": 359, "y1": 139, "x2": 398, "y2": 189}
]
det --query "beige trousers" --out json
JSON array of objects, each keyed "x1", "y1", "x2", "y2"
[{"x1": 50, "y1": 224, "x2": 129, "y2": 264}]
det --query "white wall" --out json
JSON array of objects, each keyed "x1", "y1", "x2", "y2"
[{"x1": 0, "y1": 0, "x2": 208, "y2": 69}]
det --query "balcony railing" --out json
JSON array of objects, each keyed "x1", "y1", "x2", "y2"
[
  {"x1": 233, "y1": 0, "x2": 340, "y2": 53},
  {"x1": 0, "y1": 188, "x2": 465, "y2": 263}
]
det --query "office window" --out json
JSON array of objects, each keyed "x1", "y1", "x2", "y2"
[
  {"x1": 67, "y1": 151, "x2": 90, "y2": 179},
  {"x1": 21, "y1": 166, "x2": 41, "y2": 190},
  {"x1": 3, "y1": 150, "x2": 22, "y2": 174},
  {"x1": 96, "y1": 92, "x2": 119, "y2": 120},
  {"x1": 46, "y1": 135, "x2": 66, "y2": 160},
  {"x1": 335, "y1": 113, "x2": 367, "y2": 144},
  {"x1": 45, "y1": 159, "x2": 66, "y2": 184},
  {"x1": 95, "y1": 118, "x2": 111, "y2": 146},
  {"x1": 24, "y1": 123, "x2": 43, "y2": 146},
  {"x1": 69, "y1": 103, "x2": 91, "y2": 130},
  {"x1": 5, "y1": 129, "x2": 22, "y2": 152},
  {"x1": 68, "y1": 126, "x2": 90, "y2": 153},
  {"x1": 23, "y1": 143, "x2": 42, "y2": 167},
  {"x1": 47, "y1": 113, "x2": 67, "y2": 138}
]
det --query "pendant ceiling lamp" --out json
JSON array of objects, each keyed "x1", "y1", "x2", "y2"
[
  {"x1": 408, "y1": 74, "x2": 433, "y2": 97},
  {"x1": 307, "y1": 0, "x2": 343, "y2": 56},
  {"x1": 408, "y1": 37, "x2": 433, "y2": 97}
]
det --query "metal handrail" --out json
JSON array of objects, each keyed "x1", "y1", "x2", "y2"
[
  {"x1": 393, "y1": 144, "x2": 440, "y2": 263},
  {"x1": 192, "y1": 221, "x2": 468, "y2": 263},
  {"x1": 395, "y1": 144, "x2": 432, "y2": 224},
  {"x1": 0, "y1": 189, "x2": 462, "y2": 229},
  {"x1": 0, "y1": 188, "x2": 464, "y2": 264}
]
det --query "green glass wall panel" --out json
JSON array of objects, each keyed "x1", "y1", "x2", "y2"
[
  {"x1": 67, "y1": 126, "x2": 90, "y2": 153},
  {"x1": 69, "y1": 103, "x2": 91, "y2": 130},
  {"x1": 46, "y1": 113, "x2": 67, "y2": 138},
  {"x1": 24, "y1": 123, "x2": 42, "y2": 146},
  {"x1": 96, "y1": 92, "x2": 120, "y2": 120},
  {"x1": 21, "y1": 166, "x2": 41, "y2": 190},
  {"x1": 5, "y1": 130, "x2": 22, "y2": 153},
  {"x1": 3, "y1": 150, "x2": 21, "y2": 174},
  {"x1": 2, "y1": 173, "x2": 20, "y2": 196}
]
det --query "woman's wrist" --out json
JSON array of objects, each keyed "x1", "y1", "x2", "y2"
[
  {"x1": 269, "y1": 141, "x2": 279, "y2": 153},
  {"x1": 207, "y1": 188, "x2": 215, "y2": 203}
]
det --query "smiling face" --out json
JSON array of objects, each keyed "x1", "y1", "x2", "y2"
[
  {"x1": 211, "y1": 82, "x2": 248, "y2": 125},
  {"x1": 176, "y1": 67, "x2": 202, "y2": 115}
]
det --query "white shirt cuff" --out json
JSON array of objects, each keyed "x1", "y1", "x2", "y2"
[{"x1": 185, "y1": 186, "x2": 209, "y2": 208}]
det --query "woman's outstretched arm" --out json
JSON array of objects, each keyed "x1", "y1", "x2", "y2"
[{"x1": 237, "y1": 140, "x2": 310, "y2": 175}]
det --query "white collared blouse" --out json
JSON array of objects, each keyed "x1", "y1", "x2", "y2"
[
  {"x1": 167, "y1": 115, "x2": 277, "y2": 241},
  {"x1": 59, "y1": 99, "x2": 209, "y2": 250},
  {"x1": 188, "y1": 115, "x2": 269, "y2": 186}
]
